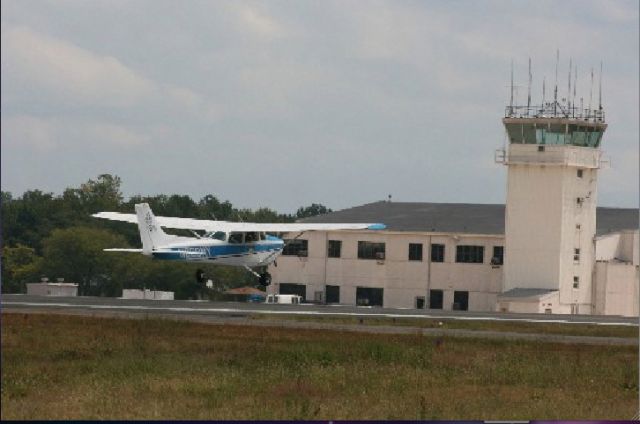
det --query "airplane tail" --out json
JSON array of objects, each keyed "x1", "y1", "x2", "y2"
[{"x1": 135, "y1": 203, "x2": 173, "y2": 254}]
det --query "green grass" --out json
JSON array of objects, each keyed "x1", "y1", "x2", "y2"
[
  {"x1": 248, "y1": 313, "x2": 638, "y2": 338},
  {"x1": 2, "y1": 312, "x2": 638, "y2": 420}
]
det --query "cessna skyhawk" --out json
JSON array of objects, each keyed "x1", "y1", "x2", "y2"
[{"x1": 93, "y1": 203, "x2": 386, "y2": 285}]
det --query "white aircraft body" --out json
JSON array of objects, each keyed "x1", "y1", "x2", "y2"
[{"x1": 93, "y1": 203, "x2": 385, "y2": 285}]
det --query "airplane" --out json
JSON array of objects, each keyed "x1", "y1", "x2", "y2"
[{"x1": 93, "y1": 203, "x2": 386, "y2": 285}]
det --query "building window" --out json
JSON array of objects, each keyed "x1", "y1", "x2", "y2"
[
  {"x1": 431, "y1": 244, "x2": 445, "y2": 262},
  {"x1": 358, "y1": 241, "x2": 385, "y2": 260},
  {"x1": 279, "y1": 283, "x2": 307, "y2": 301},
  {"x1": 577, "y1": 169, "x2": 584, "y2": 178},
  {"x1": 429, "y1": 290, "x2": 443, "y2": 309},
  {"x1": 574, "y1": 248, "x2": 580, "y2": 262},
  {"x1": 325, "y1": 285, "x2": 340, "y2": 304},
  {"x1": 456, "y1": 245, "x2": 484, "y2": 263},
  {"x1": 491, "y1": 246, "x2": 504, "y2": 265},
  {"x1": 573, "y1": 276, "x2": 579, "y2": 289},
  {"x1": 408, "y1": 243, "x2": 423, "y2": 261},
  {"x1": 282, "y1": 239, "x2": 308, "y2": 257},
  {"x1": 327, "y1": 240, "x2": 342, "y2": 258},
  {"x1": 356, "y1": 287, "x2": 383, "y2": 307}
]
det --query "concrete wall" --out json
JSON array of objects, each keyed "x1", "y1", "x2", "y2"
[
  {"x1": 496, "y1": 292, "x2": 562, "y2": 314},
  {"x1": 26, "y1": 283, "x2": 78, "y2": 297},
  {"x1": 593, "y1": 261, "x2": 639, "y2": 317},
  {"x1": 269, "y1": 230, "x2": 504, "y2": 311},
  {"x1": 122, "y1": 289, "x2": 174, "y2": 300},
  {"x1": 504, "y1": 144, "x2": 599, "y2": 313}
]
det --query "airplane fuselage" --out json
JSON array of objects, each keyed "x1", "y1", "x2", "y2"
[{"x1": 150, "y1": 234, "x2": 285, "y2": 267}]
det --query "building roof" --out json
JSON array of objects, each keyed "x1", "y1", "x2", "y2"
[
  {"x1": 497, "y1": 288, "x2": 558, "y2": 300},
  {"x1": 301, "y1": 201, "x2": 638, "y2": 235}
]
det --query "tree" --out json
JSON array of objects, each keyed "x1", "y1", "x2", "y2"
[
  {"x1": 41, "y1": 227, "x2": 130, "y2": 296},
  {"x1": 296, "y1": 203, "x2": 332, "y2": 219},
  {"x1": 1, "y1": 244, "x2": 43, "y2": 293}
]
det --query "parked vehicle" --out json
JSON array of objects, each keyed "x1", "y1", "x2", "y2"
[{"x1": 265, "y1": 294, "x2": 302, "y2": 305}]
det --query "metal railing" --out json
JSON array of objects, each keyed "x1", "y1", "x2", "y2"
[{"x1": 505, "y1": 103, "x2": 605, "y2": 123}]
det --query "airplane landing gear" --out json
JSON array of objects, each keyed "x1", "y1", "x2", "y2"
[
  {"x1": 259, "y1": 272, "x2": 272, "y2": 286},
  {"x1": 195, "y1": 269, "x2": 206, "y2": 284}
]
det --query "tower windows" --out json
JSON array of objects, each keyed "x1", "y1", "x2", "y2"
[
  {"x1": 577, "y1": 169, "x2": 584, "y2": 178},
  {"x1": 574, "y1": 248, "x2": 580, "y2": 262},
  {"x1": 573, "y1": 276, "x2": 580, "y2": 289}
]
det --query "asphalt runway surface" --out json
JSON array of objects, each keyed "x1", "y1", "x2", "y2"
[
  {"x1": 2, "y1": 294, "x2": 638, "y2": 346},
  {"x1": 2, "y1": 294, "x2": 637, "y2": 325}
]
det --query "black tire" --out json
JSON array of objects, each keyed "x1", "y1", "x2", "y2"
[
  {"x1": 259, "y1": 272, "x2": 272, "y2": 286},
  {"x1": 195, "y1": 269, "x2": 206, "y2": 284}
]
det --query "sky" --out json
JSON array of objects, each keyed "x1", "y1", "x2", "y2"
[{"x1": 2, "y1": 0, "x2": 638, "y2": 213}]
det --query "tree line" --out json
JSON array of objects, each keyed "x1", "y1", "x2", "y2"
[{"x1": 1, "y1": 174, "x2": 331, "y2": 299}]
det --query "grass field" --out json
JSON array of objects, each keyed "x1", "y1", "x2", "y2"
[
  {"x1": 249, "y1": 313, "x2": 638, "y2": 338},
  {"x1": 2, "y1": 313, "x2": 638, "y2": 420}
]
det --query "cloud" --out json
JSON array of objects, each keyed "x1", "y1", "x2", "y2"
[
  {"x1": 1, "y1": 25, "x2": 155, "y2": 107},
  {"x1": 2, "y1": 115, "x2": 152, "y2": 151},
  {"x1": 1, "y1": 24, "x2": 221, "y2": 120}
]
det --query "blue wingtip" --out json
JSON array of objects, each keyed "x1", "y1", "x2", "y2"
[{"x1": 367, "y1": 223, "x2": 386, "y2": 230}]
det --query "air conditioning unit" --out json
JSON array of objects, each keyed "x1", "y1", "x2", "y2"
[{"x1": 375, "y1": 252, "x2": 385, "y2": 260}]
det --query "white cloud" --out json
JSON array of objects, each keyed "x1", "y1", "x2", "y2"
[
  {"x1": 1, "y1": 25, "x2": 156, "y2": 107},
  {"x1": 2, "y1": 115, "x2": 152, "y2": 150},
  {"x1": 233, "y1": 3, "x2": 285, "y2": 39}
]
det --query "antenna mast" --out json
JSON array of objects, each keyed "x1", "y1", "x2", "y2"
[
  {"x1": 542, "y1": 76, "x2": 546, "y2": 110},
  {"x1": 567, "y1": 57, "x2": 572, "y2": 113},
  {"x1": 588, "y1": 67, "x2": 594, "y2": 116},
  {"x1": 572, "y1": 63, "x2": 577, "y2": 118},
  {"x1": 527, "y1": 58, "x2": 532, "y2": 114},
  {"x1": 598, "y1": 61, "x2": 603, "y2": 111},
  {"x1": 509, "y1": 59, "x2": 514, "y2": 114},
  {"x1": 553, "y1": 49, "x2": 559, "y2": 114}
]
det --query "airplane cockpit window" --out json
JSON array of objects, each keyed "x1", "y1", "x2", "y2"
[
  {"x1": 245, "y1": 232, "x2": 258, "y2": 243},
  {"x1": 228, "y1": 232, "x2": 243, "y2": 244},
  {"x1": 208, "y1": 231, "x2": 226, "y2": 241}
]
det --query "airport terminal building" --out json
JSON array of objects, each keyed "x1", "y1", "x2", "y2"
[{"x1": 268, "y1": 102, "x2": 639, "y2": 316}]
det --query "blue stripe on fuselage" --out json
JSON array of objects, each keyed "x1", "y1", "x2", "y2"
[{"x1": 152, "y1": 241, "x2": 283, "y2": 261}]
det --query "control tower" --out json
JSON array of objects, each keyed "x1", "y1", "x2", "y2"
[{"x1": 498, "y1": 67, "x2": 607, "y2": 314}]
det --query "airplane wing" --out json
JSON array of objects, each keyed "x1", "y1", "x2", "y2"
[{"x1": 92, "y1": 211, "x2": 385, "y2": 232}]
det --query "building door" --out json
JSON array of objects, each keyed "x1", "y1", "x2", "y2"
[
  {"x1": 453, "y1": 291, "x2": 469, "y2": 311},
  {"x1": 429, "y1": 290, "x2": 443, "y2": 309},
  {"x1": 415, "y1": 296, "x2": 425, "y2": 309},
  {"x1": 356, "y1": 287, "x2": 383, "y2": 307},
  {"x1": 279, "y1": 283, "x2": 306, "y2": 301},
  {"x1": 326, "y1": 285, "x2": 340, "y2": 304}
]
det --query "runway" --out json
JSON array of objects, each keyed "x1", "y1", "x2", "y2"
[{"x1": 2, "y1": 294, "x2": 637, "y2": 326}]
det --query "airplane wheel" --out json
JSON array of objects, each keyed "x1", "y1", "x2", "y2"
[
  {"x1": 195, "y1": 269, "x2": 206, "y2": 284},
  {"x1": 259, "y1": 272, "x2": 272, "y2": 286}
]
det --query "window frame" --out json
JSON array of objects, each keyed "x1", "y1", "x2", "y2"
[
  {"x1": 357, "y1": 241, "x2": 386, "y2": 260},
  {"x1": 430, "y1": 243, "x2": 445, "y2": 262},
  {"x1": 327, "y1": 240, "x2": 342, "y2": 258},
  {"x1": 282, "y1": 239, "x2": 309, "y2": 257},
  {"x1": 408, "y1": 243, "x2": 423, "y2": 261},
  {"x1": 455, "y1": 245, "x2": 485, "y2": 264}
]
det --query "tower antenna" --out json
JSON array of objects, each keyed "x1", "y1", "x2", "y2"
[
  {"x1": 588, "y1": 67, "x2": 594, "y2": 118},
  {"x1": 509, "y1": 59, "x2": 514, "y2": 115},
  {"x1": 567, "y1": 57, "x2": 572, "y2": 114},
  {"x1": 572, "y1": 63, "x2": 577, "y2": 118},
  {"x1": 598, "y1": 61, "x2": 603, "y2": 111},
  {"x1": 527, "y1": 57, "x2": 532, "y2": 114},
  {"x1": 554, "y1": 49, "x2": 559, "y2": 114},
  {"x1": 542, "y1": 75, "x2": 546, "y2": 112}
]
